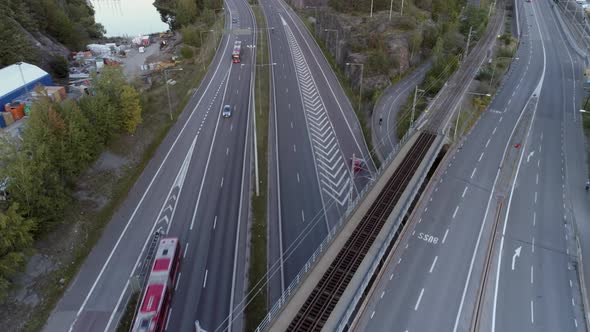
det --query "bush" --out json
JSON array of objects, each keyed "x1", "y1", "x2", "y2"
[
  {"x1": 181, "y1": 46, "x2": 194, "y2": 59},
  {"x1": 49, "y1": 56, "x2": 69, "y2": 78},
  {"x1": 181, "y1": 25, "x2": 200, "y2": 47}
]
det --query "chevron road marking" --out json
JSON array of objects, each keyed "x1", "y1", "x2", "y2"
[{"x1": 281, "y1": 15, "x2": 350, "y2": 206}]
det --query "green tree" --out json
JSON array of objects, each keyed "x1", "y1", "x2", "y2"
[
  {"x1": 78, "y1": 92, "x2": 119, "y2": 145},
  {"x1": 176, "y1": 0, "x2": 198, "y2": 26},
  {"x1": 120, "y1": 86, "x2": 143, "y2": 134},
  {"x1": 0, "y1": 203, "x2": 36, "y2": 301}
]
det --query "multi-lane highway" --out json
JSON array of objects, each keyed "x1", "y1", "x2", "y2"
[
  {"x1": 352, "y1": 0, "x2": 588, "y2": 331},
  {"x1": 44, "y1": 1, "x2": 256, "y2": 331},
  {"x1": 261, "y1": 0, "x2": 373, "y2": 302}
]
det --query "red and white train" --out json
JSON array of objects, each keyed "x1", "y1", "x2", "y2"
[{"x1": 132, "y1": 237, "x2": 182, "y2": 332}]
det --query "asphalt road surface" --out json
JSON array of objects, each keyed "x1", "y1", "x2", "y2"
[
  {"x1": 262, "y1": 0, "x2": 374, "y2": 303},
  {"x1": 351, "y1": 0, "x2": 586, "y2": 330},
  {"x1": 371, "y1": 61, "x2": 431, "y2": 161},
  {"x1": 43, "y1": 1, "x2": 255, "y2": 331}
]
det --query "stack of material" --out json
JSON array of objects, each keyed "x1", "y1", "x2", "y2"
[
  {"x1": 31, "y1": 86, "x2": 66, "y2": 102},
  {"x1": 2, "y1": 112, "x2": 14, "y2": 126},
  {"x1": 4, "y1": 102, "x2": 25, "y2": 120}
]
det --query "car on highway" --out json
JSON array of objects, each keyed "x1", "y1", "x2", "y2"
[{"x1": 223, "y1": 105, "x2": 232, "y2": 118}]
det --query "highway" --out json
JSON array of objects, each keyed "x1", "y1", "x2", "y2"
[
  {"x1": 352, "y1": 0, "x2": 587, "y2": 331},
  {"x1": 43, "y1": 1, "x2": 255, "y2": 331},
  {"x1": 261, "y1": 0, "x2": 373, "y2": 302}
]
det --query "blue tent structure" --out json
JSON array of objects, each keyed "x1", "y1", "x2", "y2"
[{"x1": 0, "y1": 62, "x2": 53, "y2": 107}]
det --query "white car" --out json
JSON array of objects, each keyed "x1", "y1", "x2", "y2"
[{"x1": 222, "y1": 105, "x2": 232, "y2": 118}]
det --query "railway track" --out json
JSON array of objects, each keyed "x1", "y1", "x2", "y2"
[{"x1": 286, "y1": 132, "x2": 436, "y2": 332}]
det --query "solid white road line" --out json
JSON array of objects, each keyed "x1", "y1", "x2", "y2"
[
  {"x1": 429, "y1": 256, "x2": 438, "y2": 274},
  {"x1": 184, "y1": 243, "x2": 189, "y2": 258},
  {"x1": 414, "y1": 288, "x2": 425, "y2": 311},
  {"x1": 442, "y1": 229, "x2": 449, "y2": 244},
  {"x1": 462, "y1": 186, "x2": 468, "y2": 198}
]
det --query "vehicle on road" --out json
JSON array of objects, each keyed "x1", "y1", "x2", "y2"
[
  {"x1": 232, "y1": 40, "x2": 242, "y2": 63},
  {"x1": 132, "y1": 238, "x2": 181, "y2": 332},
  {"x1": 232, "y1": 17, "x2": 238, "y2": 23},
  {"x1": 223, "y1": 105, "x2": 232, "y2": 118}
]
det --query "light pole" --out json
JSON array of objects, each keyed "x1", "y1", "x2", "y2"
[
  {"x1": 164, "y1": 67, "x2": 183, "y2": 120},
  {"x1": 370, "y1": 0, "x2": 374, "y2": 17},
  {"x1": 454, "y1": 92, "x2": 491, "y2": 140},
  {"x1": 346, "y1": 62, "x2": 364, "y2": 113},
  {"x1": 16, "y1": 62, "x2": 29, "y2": 96},
  {"x1": 324, "y1": 29, "x2": 339, "y2": 60}
]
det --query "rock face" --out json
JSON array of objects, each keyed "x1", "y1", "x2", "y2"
[{"x1": 304, "y1": 7, "x2": 429, "y2": 93}]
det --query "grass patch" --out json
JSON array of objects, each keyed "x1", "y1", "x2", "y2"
[
  {"x1": 245, "y1": 4, "x2": 269, "y2": 331},
  {"x1": 298, "y1": 15, "x2": 381, "y2": 168},
  {"x1": 21, "y1": 16, "x2": 225, "y2": 332},
  {"x1": 116, "y1": 291, "x2": 140, "y2": 332}
]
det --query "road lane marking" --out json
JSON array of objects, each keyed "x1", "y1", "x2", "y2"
[
  {"x1": 499, "y1": 116, "x2": 503, "y2": 123},
  {"x1": 533, "y1": 212, "x2": 536, "y2": 226},
  {"x1": 230, "y1": 124, "x2": 233, "y2": 131},
  {"x1": 301, "y1": 210, "x2": 305, "y2": 222},
  {"x1": 492, "y1": 127, "x2": 497, "y2": 135},
  {"x1": 537, "y1": 159, "x2": 540, "y2": 168},
  {"x1": 575, "y1": 319, "x2": 578, "y2": 328},
  {"x1": 226, "y1": 147, "x2": 229, "y2": 155},
  {"x1": 293, "y1": 144, "x2": 296, "y2": 152},
  {"x1": 414, "y1": 288, "x2": 425, "y2": 311},
  {"x1": 291, "y1": 121, "x2": 293, "y2": 128},
  {"x1": 165, "y1": 308, "x2": 172, "y2": 330},
  {"x1": 412, "y1": 230, "x2": 415, "y2": 236},
  {"x1": 531, "y1": 300, "x2": 534, "y2": 323},
  {"x1": 297, "y1": 173, "x2": 300, "y2": 183},
  {"x1": 453, "y1": 206, "x2": 459, "y2": 219},
  {"x1": 203, "y1": 269, "x2": 208, "y2": 288},
  {"x1": 532, "y1": 237, "x2": 535, "y2": 253},
  {"x1": 478, "y1": 152, "x2": 484, "y2": 162},
  {"x1": 390, "y1": 273, "x2": 394, "y2": 280},
  {"x1": 220, "y1": 177, "x2": 224, "y2": 188},
  {"x1": 471, "y1": 168, "x2": 477, "y2": 179},
  {"x1": 572, "y1": 297, "x2": 575, "y2": 307},
  {"x1": 418, "y1": 218, "x2": 422, "y2": 224},
  {"x1": 184, "y1": 243, "x2": 189, "y2": 258},
  {"x1": 175, "y1": 272, "x2": 182, "y2": 291},
  {"x1": 380, "y1": 291, "x2": 385, "y2": 299},
  {"x1": 370, "y1": 311, "x2": 375, "y2": 319},
  {"x1": 462, "y1": 186, "x2": 468, "y2": 198},
  {"x1": 398, "y1": 258, "x2": 402, "y2": 264},
  {"x1": 534, "y1": 191, "x2": 537, "y2": 204},
  {"x1": 531, "y1": 266, "x2": 533, "y2": 284},
  {"x1": 213, "y1": 216, "x2": 217, "y2": 230},
  {"x1": 536, "y1": 174, "x2": 538, "y2": 184},
  {"x1": 429, "y1": 256, "x2": 438, "y2": 273},
  {"x1": 442, "y1": 229, "x2": 449, "y2": 244}
]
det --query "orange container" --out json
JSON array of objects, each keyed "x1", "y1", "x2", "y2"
[{"x1": 7, "y1": 103, "x2": 25, "y2": 121}]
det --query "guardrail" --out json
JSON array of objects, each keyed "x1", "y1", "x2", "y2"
[
  {"x1": 254, "y1": 127, "x2": 416, "y2": 332},
  {"x1": 335, "y1": 135, "x2": 443, "y2": 331}
]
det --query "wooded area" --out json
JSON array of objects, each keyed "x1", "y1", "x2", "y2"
[{"x1": 0, "y1": 67, "x2": 142, "y2": 301}]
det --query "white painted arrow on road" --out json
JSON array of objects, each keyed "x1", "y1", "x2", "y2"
[
  {"x1": 527, "y1": 150, "x2": 535, "y2": 163},
  {"x1": 512, "y1": 246, "x2": 522, "y2": 270}
]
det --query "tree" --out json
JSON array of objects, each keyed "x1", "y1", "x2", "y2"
[
  {"x1": 0, "y1": 203, "x2": 36, "y2": 301},
  {"x1": 176, "y1": 0, "x2": 198, "y2": 26},
  {"x1": 78, "y1": 92, "x2": 119, "y2": 145},
  {"x1": 120, "y1": 86, "x2": 143, "y2": 134}
]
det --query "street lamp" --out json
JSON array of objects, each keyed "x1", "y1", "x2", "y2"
[
  {"x1": 164, "y1": 67, "x2": 183, "y2": 120},
  {"x1": 324, "y1": 29, "x2": 339, "y2": 60},
  {"x1": 346, "y1": 62, "x2": 364, "y2": 113}
]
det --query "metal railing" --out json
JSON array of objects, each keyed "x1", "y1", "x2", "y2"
[{"x1": 254, "y1": 127, "x2": 416, "y2": 332}]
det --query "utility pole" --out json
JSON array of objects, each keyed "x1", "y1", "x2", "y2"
[
  {"x1": 464, "y1": 26, "x2": 473, "y2": 61},
  {"x1": 411, "y1": 85, "x2": 418, "y2": 126},
  {"x1": 370, "y1": 0, "x2": 374, "y2": 17},
  {"x1": 389, "y1": 0, "x2": 394, "y2": 20},
  {"x1": 401, "y1": 0, "x2": 405, "y2": 16}
]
